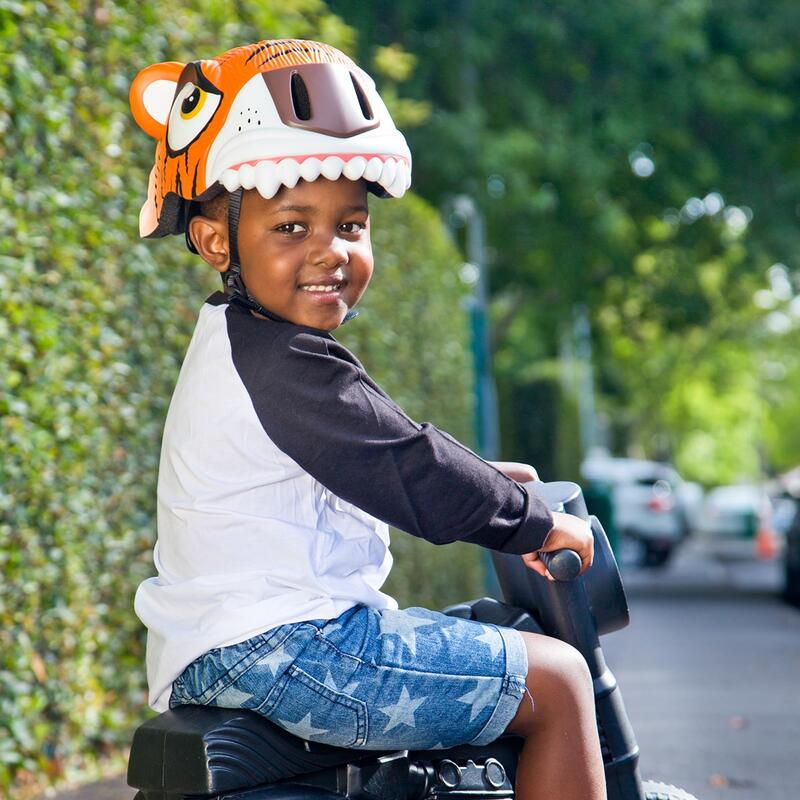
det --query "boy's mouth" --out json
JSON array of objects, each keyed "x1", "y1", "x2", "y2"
[
  {"x1": 298, "y1": 279, "x2": 347, "y2": 304},
  {"x1": 299, "y1": 282, "x2": 345, "y2": 293},
  {"x1": 298, "y1": 275, "x2": 347, "y2": 294}
]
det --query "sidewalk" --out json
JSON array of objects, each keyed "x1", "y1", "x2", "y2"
[{"x1": 47, "y1": 776, "x2": 133, "y2": 800}]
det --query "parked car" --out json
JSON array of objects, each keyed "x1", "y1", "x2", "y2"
[
  {"x1": 783, "y1": 505, "x2": 800, "y2": 606},
  {"x1": 773, "y1": 468, "x2": 800, "y2": 605},
  {"x1": 693, "y1": 484, "x2": 778, "y2": 562},
  {"x1": 581, "y1": 453, "x2": 691, "y2": 568},
  {"x1": 771, "y1": 493, "x2": 798, "y2": 539}
]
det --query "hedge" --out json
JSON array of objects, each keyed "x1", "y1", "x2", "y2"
[{"x1": 0, "y1": 2, "x2": 480, "y2": 793}]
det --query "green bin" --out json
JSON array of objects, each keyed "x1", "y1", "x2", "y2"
[{"x1": 583, "y1": 479, "x2": 619, "y2": 556}]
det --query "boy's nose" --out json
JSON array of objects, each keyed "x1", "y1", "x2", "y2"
[{"x1": 309, "y1": 232, "x2": 350, "y2": 268}]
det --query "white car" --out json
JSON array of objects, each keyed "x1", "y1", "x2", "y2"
[
  {"x1": 693, "y1": 484, "x2": 778, "y2": 561},
  {"x1": 581, "y1": 454, "x2": 692, "y2": 568}
]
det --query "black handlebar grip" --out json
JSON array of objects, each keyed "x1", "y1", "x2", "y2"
[{"x1": 539, "y1": 548, "x2": 582, "y2": 581}]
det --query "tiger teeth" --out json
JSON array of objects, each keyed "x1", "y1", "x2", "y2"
[
  {"x1": 388, "y1": 167, "x2": 408, "y2": 198},
  {"x1": 321, "y1": 156, "x2": 344, "y2": 180},
  {"x1": 380, "y1": 158, "x2": 397, "y2": 188},
  {"x1": 238, "y1": 163, "x2": 256, "y2": 190},
  {"x1": 220, "y1": 156, "x2": 410, "y2": 199},
  {"x1": 300, "y1": 157, "x2": 323, "y2": 183},
  {"x1": 255, "y1": 161, "x2": 281, "y2": 198},
  {"x1": 221, "y1": 169, "x2": 241, "y2": 192},
  {"x1": 343, "y1": 156, "x2": 367, "y2": 180},
  {"x1": 364, "y1": 157, "x2": 383, "y2": 182},
  {"x1": 279, "y1": 159, "x2": 301, "y2": 189}
]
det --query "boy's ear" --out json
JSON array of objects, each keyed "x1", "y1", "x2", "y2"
[{"x1": 189, "y1": 215, "x2": 230, "y2": 273}]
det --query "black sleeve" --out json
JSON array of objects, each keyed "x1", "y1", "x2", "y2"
[{"x1": 229, "y1": 321, "x2": 554, "y2": 554}]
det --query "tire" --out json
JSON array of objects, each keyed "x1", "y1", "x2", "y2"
[
  {"x1": 781, "y1": 509, "x2": 800, "y2": 606},
  {"x1": 642, "y1": 778, "x2": 701, "y2": 800},
  {"x1": 784, "y1": 555, "x2": 800, "y2": 606},
  {"x1": 642, "y1": 543, "x2": 672, "y2": 569}
]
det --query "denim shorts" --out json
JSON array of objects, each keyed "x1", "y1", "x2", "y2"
[{"x1": 169, "y1": 603, "x2": 533, "y2": 750}]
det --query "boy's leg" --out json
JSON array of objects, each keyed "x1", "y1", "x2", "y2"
[{"x1": 504, "y1": 631, "x2": 606, "y2": 800}]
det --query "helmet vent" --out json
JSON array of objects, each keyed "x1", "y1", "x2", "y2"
[
  {"x1": 290, "y1": 72, "x2": 312, "y2": 120},
  {"x1": 351, "y1": 74, "x2": 373, "y2": 120}
]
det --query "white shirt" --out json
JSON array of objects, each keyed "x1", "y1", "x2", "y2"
[{"x1": 135, "y1": 293, "x2": 553, "y2": 711}]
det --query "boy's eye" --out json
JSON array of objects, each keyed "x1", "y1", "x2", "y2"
[
  {"x1": 273, "y1": 221, "x2": 366, "y2": 235},
  {"x1": 340, "y1": 221, "x2": 366, "y2": 234}
]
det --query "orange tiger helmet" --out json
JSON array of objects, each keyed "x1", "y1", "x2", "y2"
[{"x1": 130, "y1": 39, "x2": 412, "y2": 239}]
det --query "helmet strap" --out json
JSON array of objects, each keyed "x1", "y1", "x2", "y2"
[
  {"x1": 183, "y1": 200, "x2": 201, "y2": 254},
  {"x1": 220, "y1": 185, "x2": 359, "y2": 325}
]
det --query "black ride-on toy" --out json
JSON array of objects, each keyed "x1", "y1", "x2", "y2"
[{"x1": 127, "y1": 481, "x2": 700, "y2": 800}]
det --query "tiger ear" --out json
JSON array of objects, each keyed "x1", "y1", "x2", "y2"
[{"x1": 130, "y1": 61, "x2": 185, "y2": 139}]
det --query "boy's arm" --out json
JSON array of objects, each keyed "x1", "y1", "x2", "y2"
[{"x1": 231, "y1": 327, "x2": 554, "y2": 554}]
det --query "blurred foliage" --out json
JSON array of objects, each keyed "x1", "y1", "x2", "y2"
[
  {"x1": 332, "y1": 0, "x2": 800, "y2": 484},
  {"x1": 0, "y1": 1, "x2": 480, "y2": 794},
  {"x1": 371, "y1": 42, "x2": 432, "y2": 129}
]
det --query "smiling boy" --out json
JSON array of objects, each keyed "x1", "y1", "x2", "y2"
[
  {"x1": 190, "y1": 177, "x2": 371, "y2": 330},
  {"x1": 130, "y1": 39, "x2": 605, "y2": 800}
]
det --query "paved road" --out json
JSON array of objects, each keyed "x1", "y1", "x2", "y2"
[{"x1": 602, "y1": 539, "x2": 800, "y2": 799}]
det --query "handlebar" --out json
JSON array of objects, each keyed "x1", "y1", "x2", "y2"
[
  {"x1": 524, "y1": 480, "x2": 587, "y2": 582},
  {"x1": 539, "y1": 548, "x2": 583, "y2": 581}
]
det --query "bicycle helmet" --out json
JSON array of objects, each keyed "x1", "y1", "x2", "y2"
[{"x1": 130, "y1": 38, "x2": 411, "y2": 320}]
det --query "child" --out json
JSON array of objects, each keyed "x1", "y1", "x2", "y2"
[{"x1": 130, "y1": 39, "x2": 606, "y2": 800}]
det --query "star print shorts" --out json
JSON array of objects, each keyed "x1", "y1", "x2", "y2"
[{"x1": 169, "y1": 603, "x2": 533, "y2": 750}]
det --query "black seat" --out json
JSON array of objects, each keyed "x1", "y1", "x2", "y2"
[{"x1": 127, "y1": 705, "x2": 389, "y2": 798}]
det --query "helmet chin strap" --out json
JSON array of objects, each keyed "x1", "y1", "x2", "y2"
[{"x1": 221, "y1": 187, "x2": 359, "y2": 325}]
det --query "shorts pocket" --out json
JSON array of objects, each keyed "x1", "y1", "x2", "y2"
[
  {"x1": 259, "y1": 664, "x2": 367, "y2": 748},
  {"x1": 201, "y1": 642, "x2": 279, "y2": 706},
  {"x1": 177, "y1": 627, "x2": 299, "y2": 707}
]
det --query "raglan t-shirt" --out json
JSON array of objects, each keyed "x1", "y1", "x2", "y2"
[{"x1": 134, "y1": 291, "x2": 555, "y2": 711}]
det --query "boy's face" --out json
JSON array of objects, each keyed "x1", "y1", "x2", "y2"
[{"x1": 236, "y1": 178, "x2": 372, "y2": 331}]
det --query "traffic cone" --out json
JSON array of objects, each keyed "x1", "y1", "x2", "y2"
[{"x1": 755, "y1": 524, "x2": 779, "y2": 561}]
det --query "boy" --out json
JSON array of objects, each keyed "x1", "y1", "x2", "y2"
[{"x1": 130, "y1": 39, "x2": 605, "y2": 800}]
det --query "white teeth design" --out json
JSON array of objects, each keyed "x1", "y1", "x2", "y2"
[
  {"x1": 300, "y1": 157, "x2": 323, "y2": 182},
  {"x1": 388, "y1": 165, "x2": 408, "y2": 198},
  {"x1": 379, "y1": 158, "x2": 397, "y2": 189},
  {"x1": 321, "y1": 156, "x2": 343, "y2": 180},
  {"x1": 219, "y1": 155, "x2": 410, "y2": 200},
  {"x1": 302, "y1": 284, "x2": 341, "y2": 292},
  {"x1": 279, "y1": 159, "x2": 301, "y2": 189},
  {"x1": 238, "y1": 163, "x2": 256, "y2": 190},
  {"x1": 343, "y1": 156, "x2": 366, "y2": 180},
  {"x1": 221, "y1": 169, "x2": 241, "y2": 192},
  {"x1": 255, "y1": 161, "x2": 281, "y2": 198},
  {"x1": 364, "y1": 157, "x2": 383, "y2": 182}
]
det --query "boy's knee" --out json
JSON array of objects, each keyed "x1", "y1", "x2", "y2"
[
  {"x1": 526, "y1": 632, "x2": 591, "y2": 685},
  {"x1": 508, "y1": 632, "x2": 593, "y2": 733}
]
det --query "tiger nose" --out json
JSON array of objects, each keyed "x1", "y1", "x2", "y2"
[{"x1": 262, "y1": 63, "x2": 380, "y2": 138}]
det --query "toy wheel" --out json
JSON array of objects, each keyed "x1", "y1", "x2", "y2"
[{"x1": 642, "y1": 778, "x2": 701, "y2": 799}]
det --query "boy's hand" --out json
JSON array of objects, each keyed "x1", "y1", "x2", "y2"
[
  {"x1": 488, "y1": 461, "x2": 539, "y2": 482},
  {"x1": 521, "y1": 511, "x2": 594, "y2": 581}
]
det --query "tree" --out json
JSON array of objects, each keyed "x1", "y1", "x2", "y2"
[{"x1": 329, "y1": 0, "x2": 800, "y2": 480}]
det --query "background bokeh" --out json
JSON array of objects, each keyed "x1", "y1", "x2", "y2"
[{"x1": 3, "y1": 0, "x2": 800, "y2": 795}]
